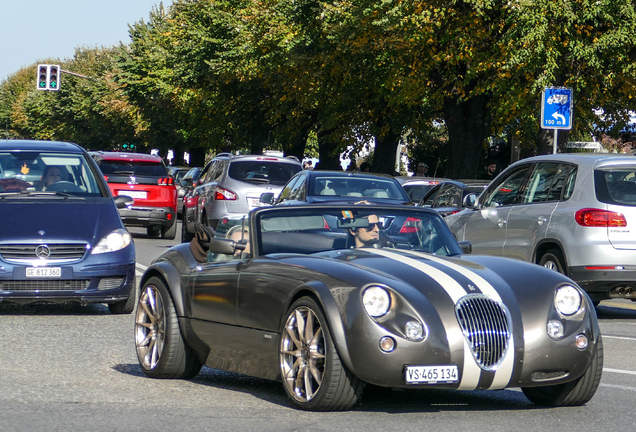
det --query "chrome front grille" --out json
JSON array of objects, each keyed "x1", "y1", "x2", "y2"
[
  {"x1": 0, "y1": 280, "x2": 90, "y2": 292},
  {"x1": 0, "y1": 243, "x2": 87, "y2": 263},
  {"x1": 455, "y1": 295, "x2": 511, "y2": 370}
]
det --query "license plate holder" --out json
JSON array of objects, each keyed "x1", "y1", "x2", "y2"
[
  {"x1": 118, "y1": 190, "x2": 147, "y2": 199},
  {"x1": 405, "y1": 365, "x2": 459, "y2": 384},
  {"x1": 26, "y1": 267, "x2": 62, "y2": 278}
]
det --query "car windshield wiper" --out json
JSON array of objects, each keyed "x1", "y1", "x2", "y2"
[
  {"x1": 243, "y1": 177, "x2": 270, "y2": 184},
  {"x1": 0, "y1": 190, "x2": 81, "y2": 199}
]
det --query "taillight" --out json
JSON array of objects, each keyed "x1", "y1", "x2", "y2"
[
  {"x1": 186, "y1": 195, "x2": 199, "y2": 207},
  {"x1": 158, "y1": 177, "x2": 175, "y2": 186},
  {"x1": 103, "y1": 175, "x2": 109, "y2": 182},
  {"x1": 575, "y1": 208, "x2": 627, "y2": 227},
  {"x1": 214, "y1": 186, "x2": 237, "y2": 200},
  {"x1": 399, "y1": 217, "x2": 420, "y2": 233}
]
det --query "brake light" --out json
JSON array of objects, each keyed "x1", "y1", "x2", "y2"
[
  {"x1": 158, "y1": 177, "x2": 175, "y2": 186},
  {"x1": 186, "y1": 195, "x2": 199, "y2": 207},
  {"x1": 103, "y1": 175, "x2": 109, "y2": 182},
  {"x1": 399, "y1": 217, "x2": 420, "y2": 233},
  {"x1": 214, "y1": 186, "x2": 237, "y2": 200},
  {"x1": 575, "y1": 208, "x2": 627, "y2": 227}
]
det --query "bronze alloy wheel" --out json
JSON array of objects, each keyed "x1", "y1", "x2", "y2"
[
  {"x1": 135, "y1": 283, "x2": 166, "y2": 370},
  {"x1": 280, "y1": 305, "x2": 326, "y2": 403}
]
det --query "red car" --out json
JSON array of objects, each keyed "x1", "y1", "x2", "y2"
[{"x1": 91, "y1": 151, "x2": 178, "y2": 239}]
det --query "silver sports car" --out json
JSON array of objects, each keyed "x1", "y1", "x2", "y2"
[{"x1": 134, "y1": 204, "x2": 602, "y2": 411}]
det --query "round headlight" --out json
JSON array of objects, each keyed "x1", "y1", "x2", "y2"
[
  {"x1": 362, "y1": 286, "x2": 391, "y2": 317},
  {"x1": 405, "y1": 320, "x2": 425, "y2": 341},
  {"x1": 555, "y1": 285, "x2": 582, "y2": 315}
]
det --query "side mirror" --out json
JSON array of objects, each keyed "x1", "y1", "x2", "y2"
[
  {"x1": 180, "y1": 178, "x2": 193, "y2": 188},
  {"x1": 208, "y1": 238, "x2": 239, "y2": 255},
  {"x1": 463, "y1": 193, "x2": 478, "y2": 209},
  {"x1": 114, "y1": 195, "x2": 133, "y2": 209},
  {"x1": 260, "y1": 192, "x2": 275, "y2": 204},
  {"x1": 458, "y1": 240, "x2": 472, "y2": 254}
]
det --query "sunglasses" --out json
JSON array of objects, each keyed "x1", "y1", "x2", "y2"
[{"x1": 363, "y1": 222, "x2": 382, "y2": 230}]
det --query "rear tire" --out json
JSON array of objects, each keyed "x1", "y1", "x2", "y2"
[
  {"x1": 539, "y1": 248, "x2": 566, "y2": 274},
  {"x1": 522, "y1": 336, "x2": 603, "y2": 406},
  {"x1": 162, "y1": 219, "x2": 177, "y2": 240},
  {"x1": 279, "y1": 297, "x2": 363, "y2": 411},
  {"x1": 135, "y1": 276, "x2": 202, "y2": 379}
]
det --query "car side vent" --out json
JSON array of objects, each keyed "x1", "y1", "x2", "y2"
[{"x1": 455, "y1": 294, "x2": 511, "y2": 371}]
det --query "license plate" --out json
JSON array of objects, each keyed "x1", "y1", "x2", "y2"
[
  {"x1": 118, "y1": 190, "x2": 147, "y2": 199},
  {"x1": 249, "y1": 198, "x2": 265, "y2": 207},
  {"x1": 405, "y1": 365, "x2": 459, "y2": 384},
  {"x1": 26, "y1": 267, "x2": 61, "y2": 278}
]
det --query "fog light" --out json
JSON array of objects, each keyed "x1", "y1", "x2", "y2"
[
  {"x1": 379, "y1": 336, "x2": 395, "y2": 352},
  {"x1": 405, "y1": 320, "x2": 424, "y2": 341},
  {"x1": 547, "y1": 320, "x2": 564, "y2": 339},
  {"x1": 576, "y1": 334, "x2": 589, "y2": 350}
]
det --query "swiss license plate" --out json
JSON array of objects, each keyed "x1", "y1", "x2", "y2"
[
  {"x1": 405, "y1": 365, "x2": 459, "y2": 384},
  {"x1": 118, "y1": 190, "x2": 147, "y2": 199},
  {"x1": 249, "y1": 198, "x2": 265, "y2": 207},
  {"x1": 26, "y1": 267, "x2": 61, "y2": 278}
]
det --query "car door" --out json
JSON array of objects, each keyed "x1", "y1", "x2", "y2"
[
  {"x1": 504, "y1": 162, "x2": 569, "y2": 262},
  {"x1": 462, "y1": 165, "x2": 532, "y2": 256},
  {"x1": 189, "y1": 259, "x2": 240, "y2": 325},
  {"x1": 431, "y1": 183, "x2": 463, "y2": 216}
]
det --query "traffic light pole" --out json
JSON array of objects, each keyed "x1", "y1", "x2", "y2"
[{"x1": 60, "y1": 69, "x2": 88, "y2": 79}]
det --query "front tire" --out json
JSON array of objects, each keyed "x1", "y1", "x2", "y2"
[
  {"x1": 539, "y1": 248, "x2": 566, "y2": 274},
  {"x1": 279, "y1": 297, "x2": 363, "y2": 411},
  {"x1": 108, "y1": 280, "x2": 137, "y2": 314},
  {"x1": 135, "y1": 276, "x2": 202, "y2": 379},
  {"x1": 522, "y1": 336, "x2": 603, "y2": 406}
]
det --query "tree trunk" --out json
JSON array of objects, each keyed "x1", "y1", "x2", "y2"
[
  {"x1": 443, "y1": 94, "x2": 491, "y2": 179},
  {"x1": 372, "y1": 129, "x2": 400, "y2": 175},
  {"x1": 316, "y1": 127, "x2": 341, "y2": 170}
]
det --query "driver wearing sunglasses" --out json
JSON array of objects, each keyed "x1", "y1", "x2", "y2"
[{"x1": 349, "y1": 214, "x2": 381, "y2": 248}]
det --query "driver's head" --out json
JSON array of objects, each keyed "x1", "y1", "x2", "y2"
[{"x1": 350, "y1": 214, "x2": 380, "y2": 248}]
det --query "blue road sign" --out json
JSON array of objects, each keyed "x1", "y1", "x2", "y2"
[{"x1": 541, "y1": 87, "x2": 573, "y2": 130}]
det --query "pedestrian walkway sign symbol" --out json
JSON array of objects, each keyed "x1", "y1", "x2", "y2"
[{"x1": 541, "y1": 87, "x2": 573, "y2": 130}]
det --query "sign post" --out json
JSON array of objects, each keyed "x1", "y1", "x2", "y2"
[{"x1": 540, "y1": 87, "x2": 573, "y2": 154}]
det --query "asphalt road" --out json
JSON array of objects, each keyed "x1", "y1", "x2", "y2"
[{"x1": 1, "y1": 221, "x2": 636, "y2": 431}]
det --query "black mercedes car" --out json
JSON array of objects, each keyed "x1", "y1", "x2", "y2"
[
  {"x1": 0, "y1": 140, "x2": 136, "y2": 313},
  {"x1": 135, "y1": 204, "x2": 602, "y2": 410}
]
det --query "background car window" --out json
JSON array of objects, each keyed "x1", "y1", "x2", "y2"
[
  {"x1": 420, "y1": 185, "x2": 440, "y2": 207},
  {"x1": 433, "y1": 184, "x2": 461, "y2": 208},
  {"x1": 278, "y1": 175, "x2": 301, "y2": 202},
  {"x1": 483, "y1": 166, "x2": 530, "y2": 207},
  {"x1": 596, "y1": 169, "x2": 636, "y2": 205},
  {"x1": 228, "y1": 161, "x2": 301, "y2": 186},
  {"x1": 98, "y1": 161, "x2": 167, "y2": 177},
  {"x1": 521, "y1": 163, "x2": 562, "y2": 204},
  {"x1": 289, "y1": 176, "x2": 307, "y2": 201}
]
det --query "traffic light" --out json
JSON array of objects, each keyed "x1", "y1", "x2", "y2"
[
  {"x1": 48, "y1": 65, "x2": 60, "y2": 91},
  {"x1": 37, "y1": 64, "x2": 48, "y2": 90},
  {"x1": 35, "y1": 64, "x2": 62, "y2": 91},
  {"x1": 122, "y1": 143, "x2": 136, "y2": 151}
]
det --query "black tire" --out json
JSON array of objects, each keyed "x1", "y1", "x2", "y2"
[
  {"x1": 181, "y1": 218, "x2": 194, "y2": 243},
  {"x1": 279, "y1": 297, "x2": 363, "y2": 411},
  {"x1": 134, "y1": 276, "x2": 202, "y2": 379},
  {"x1": 161, "y1": 219, "x2": 177, "y2": 240},
  {"x1": 522, "y1": 336, "x2": 603, "y2": 406},
  {"x1": 108, "y1": 279, "x2": 137, "y2": 314},
  {"x1": 539, "y1": 248, "x2": 566, "y2": 274},
  {"x1": 147, "y1": 226, "x2": 161, "y2": 237}
]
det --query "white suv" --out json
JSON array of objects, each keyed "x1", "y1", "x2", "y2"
[{"x1": 445, "y1": 153, "x2": 636, "y2": 305}]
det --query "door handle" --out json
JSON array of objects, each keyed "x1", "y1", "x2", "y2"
[
  {"x1": 537, "y1": 216, "x2": 547, "y2": 225},
  {"x1": 497, "y1": 219, "x2": 507, "y2": 228}
]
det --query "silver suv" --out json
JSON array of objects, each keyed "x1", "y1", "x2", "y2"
[
  {"x1": 186, "y1": 153, "x2": 302, "y2": 233},
  {"x1": 445, "y1": 153, "x2": 636, "y2": 305}
]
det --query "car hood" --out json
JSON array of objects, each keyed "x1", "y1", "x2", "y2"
[{"x1": 1, "y1": 199, "x2": 123, "y2": 245}]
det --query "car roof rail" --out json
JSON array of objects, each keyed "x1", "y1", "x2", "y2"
[
  {"x1": 285, "y1": 155, "x2": 300, "y2": 162},
  {"x1": 215, "y1": 152, "x2": 233, "y2": 158}
]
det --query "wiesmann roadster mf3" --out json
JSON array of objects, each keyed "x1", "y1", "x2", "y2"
[{"x1": 134, "y1": 204, "x2": 602, "y2": 411}]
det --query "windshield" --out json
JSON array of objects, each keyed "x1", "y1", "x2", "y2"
[
  {"x1": 0, "y1": 151, "x2": 102, "y2": 195},
  {"x1": 256, "y1": 206, "x2": 461, "y2": 256},
  {"x1": 228, "y1": 160, "x2": 301, "y2": 186},
  {"x1": 98, "y1": 160, "x2": 168, "y2": 177}
]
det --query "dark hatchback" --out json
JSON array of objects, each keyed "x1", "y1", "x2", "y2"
[{"x1": 0, "y1": 140, "x2": 137, "y2": 313}]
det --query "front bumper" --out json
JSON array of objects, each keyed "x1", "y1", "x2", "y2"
[
  {"x1": 0, "y1": 261, "x2": 136, "y2": 305},
  {"x1": 119, "y1": 206, "x2": 176, "y2": 228}
]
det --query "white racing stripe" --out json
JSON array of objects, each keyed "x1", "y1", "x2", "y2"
[{"x1": 366, "y1": 248, "x2": 515, "y2": 390}]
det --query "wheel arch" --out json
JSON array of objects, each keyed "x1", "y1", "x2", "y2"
[
  {"x1": 282, "y1": 282, "x2": 356, "y2": 376},
  {"x1": 534, "y1": 239, "x2": 568, "y2": 268},
  {"x1": 139, "y1": 262, "x2": 187, "y2": 318}
]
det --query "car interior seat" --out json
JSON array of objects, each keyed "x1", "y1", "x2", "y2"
[
  {"x1": 320, "y1": 188, "x2": 336, "y2": 195},
  {"x1": 373, "y1": 190, "x2": 390, "y2": 198}
]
